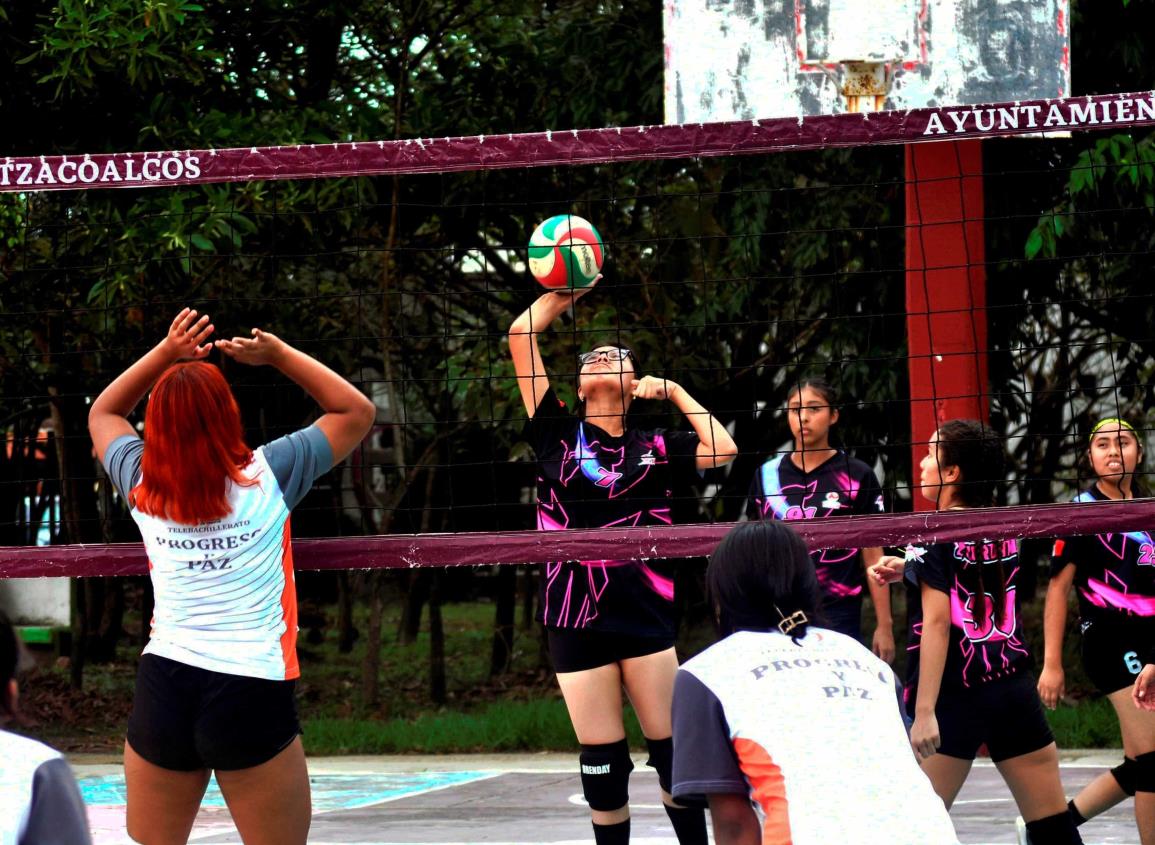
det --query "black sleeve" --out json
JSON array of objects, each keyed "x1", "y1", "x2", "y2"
[
  {"x1": 1049, "y1": 536, "x2": 1081, "y2": 578},
  {"x1": 671, "y1": 670, "x2": 749, "y2": 806},
  {"x1": 854, "y1": 467, "x2": 886, "y2": 516},
  {"x1": 910, "y1": 544, "x2": 953, "y2": 595},
  {"x1": 20, "y1": 758, "x2": 93, "y2": 845},
  {"x1": 523, "y1": 387, "x2": 574, "y2": 454},
  {"x1": 661, "y1": 429, "x2": 702, "y2": 484}
]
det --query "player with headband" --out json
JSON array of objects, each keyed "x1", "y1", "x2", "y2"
[
  {"x1": 871, "y1": 420, "x2": 1083, "y2": 844},
  {"x1": 747, "y1": 378, "x2": 895, "y2": 661},
  {"x1": 88, "y1": 309, "x2": 375, "y2": 845},
  {"x1": 508, "y1": 278, "x2": 737, "y2": 845},
  {"x1": 670, "y1": 520, "x2": 959, "y2": 845},
  {"x1": 1039, "y1": 417, "x2": 1155, "y2": 842}
]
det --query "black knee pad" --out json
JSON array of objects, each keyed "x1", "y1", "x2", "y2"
[
  {"x1": 1025, "y1": 810, "x2": 1083, "y2": 844},
  {"x1": 1112, "y1": 756, "x2": 1138, "y2": 796},
  {"x1": 645, "y1": 736, "x2": 674, "y2": 794},
  {"x1": 580, "y1": 739, "x2": 633, "y2": 811},
  {"x1": 1133, "y1": 751, "x2": 1155, "y2": 793}
]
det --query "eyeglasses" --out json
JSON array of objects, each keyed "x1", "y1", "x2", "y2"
[{"x1": 577, "y1": 348, "x2": 632, "y2": 365}]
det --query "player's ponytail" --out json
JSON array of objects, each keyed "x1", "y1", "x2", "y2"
[{"x1": 937, "y1": 420, "x2": 1008, "y2": 628}]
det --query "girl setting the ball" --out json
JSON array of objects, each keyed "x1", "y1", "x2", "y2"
[
  {"x1": 88, "y1": 308, "x2": 375, "y2": 845},
  {"x1": 508, "y1": 260, "x2": 737, "y2": 845}
]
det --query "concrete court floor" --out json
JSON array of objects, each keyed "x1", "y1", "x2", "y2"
[{"x1": 74, "y1": 751, "x2": 1142, "y2": 844}]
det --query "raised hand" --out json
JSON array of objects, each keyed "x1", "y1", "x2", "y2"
[
  {"x1": 215, "y1": 328, "x2": 289, "y2": 367},
  {"x1": 163, "y1": 308, "x2": 214, "y2": 360}
]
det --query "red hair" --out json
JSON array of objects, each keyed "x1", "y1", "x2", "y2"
[{"x1": 131, "y1": 362, "x2": 256, "y2": 525}]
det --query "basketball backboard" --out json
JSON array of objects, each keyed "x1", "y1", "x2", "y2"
[{"x1": 664, "y1": 0, "x2": 1070, "y2": 122}]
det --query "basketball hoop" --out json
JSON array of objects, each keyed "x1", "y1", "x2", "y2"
[
  {"x1": 808, "y1": 0, "x2": 918, "y2": 114},
  {"x1": 839, "y1": 62, "x2": 894, "y2": 113}
]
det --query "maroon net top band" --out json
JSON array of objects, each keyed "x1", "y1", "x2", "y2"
[
  {"x1": 3, "y1": 499, "x2": 1154, "y2": 579},
  {"x1": 2, "y1": 91, "x2": 1153, "y2": 194}
]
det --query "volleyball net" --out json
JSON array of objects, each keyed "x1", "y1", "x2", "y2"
[{"x1": 3, "y1": 89, "x2": 1155, "y2": 578}]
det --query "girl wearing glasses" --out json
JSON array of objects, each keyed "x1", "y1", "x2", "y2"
[
  {"x1": 508, "y1": 279, "x2": 737, "y2": 845},
  {"x1": 1038, "y1": 418, "x2": 1155, "y2": 840}
]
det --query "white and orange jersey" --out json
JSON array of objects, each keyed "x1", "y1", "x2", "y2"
[
  {"x1": 104, "y1": 427, "x2": 331, "y2": 681},
  {"x1": 672, "y1": 628, "x2": 958, "y2": 845}
]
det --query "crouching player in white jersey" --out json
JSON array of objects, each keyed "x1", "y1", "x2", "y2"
[
  {"x1": 0, "y1": 611, "x2": 92, "y2": 845},
  {"x1": 88, "y1": 309, "x2": 375, "y2": 845},
  {"x1": 670, "y1": 520, "x2": 959, "y2": 845}
]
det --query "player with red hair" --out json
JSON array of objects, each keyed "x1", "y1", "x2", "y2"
[{"x1": 89, "y1": 308, "x2": 375, "y2": 845}]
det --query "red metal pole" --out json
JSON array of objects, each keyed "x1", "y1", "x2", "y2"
[{"x1": 905, "y1": 140, "x2": 989, "y2": 511}]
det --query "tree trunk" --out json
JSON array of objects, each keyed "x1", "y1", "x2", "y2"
[
  {"x1": 398, "y1": 571, "x2": 428, "y2": 645},
  {"x1": 360, "y1": 571, "x2": 386, "y2": 708},
  {"x1": 336, "y1": 571, "x2": 356, "y2": 653},
  {"x1": 490, "y1": 564, "x2": 516, "y2": 676},
  {"x1": 520, "y1": 565, "x2": 536, "y2": 630},
  {"x1": 49, "y1": 388, "x2": 105, "y2": 689},
  {"x1": 429, "y1": 572, "x2": 446, "y2": 705}
]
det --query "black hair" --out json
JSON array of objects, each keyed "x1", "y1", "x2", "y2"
[
  {"x1": 707, "y1": 520, "x2": 821, "y2": 642},
  {"x1": 0, "y1": 610, "x2": 20, "y2": 718},
  {"x1": 935, "y1": 419, "x2": 1004, "y2": 508},
  {"x1": 935, "y1": 419, "x2": 1007, "y2": 627},
  {"x1": 786, "y1": 377, "x2": 838, "y2": 409}
]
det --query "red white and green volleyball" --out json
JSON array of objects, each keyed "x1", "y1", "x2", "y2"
[{"x1": 527, "y1": 215, "x2": 604, "y2": 289}]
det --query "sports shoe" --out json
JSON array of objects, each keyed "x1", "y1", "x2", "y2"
[{"x1": 1015, "y1": 815, "x2": 1031, "y2": 845}]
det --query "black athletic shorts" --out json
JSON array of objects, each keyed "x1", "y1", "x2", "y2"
[
  {"x1": 918, "y1": 672, "x2": 1054, "y2": 762},
  {"x1": 820, "y1": 600, "x2": 863, "y2": 643},
  {"x1": 1081, "y1": 616, "x2": 1155, "y2": 695},
  {"x1": 546, "y1": 627, "x2": 674, "y2": 673},
  {"x1": 127, "y1": 653, "x2": 301, "y2": 771}
]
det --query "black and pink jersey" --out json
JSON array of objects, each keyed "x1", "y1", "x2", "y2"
[
  {"x1": 904, "y1": 539, "x2": 1032, "y2": 696},
  {"x1": 1050, "y1": 486, "x2": 1155, "y2": 621},
  {"x1": 747, "y1": 451, "x2": 884, "y2": 611},
  {"x1": 527, "y1": 388, "x2": 700, "y2": 636}
]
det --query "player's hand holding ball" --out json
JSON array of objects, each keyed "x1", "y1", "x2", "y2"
[{"x1": 216, "y1": 328, "x2": 288, "y2": 367}]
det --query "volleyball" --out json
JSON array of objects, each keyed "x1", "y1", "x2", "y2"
[{"x1": 527, "y1": 214, "x2": 604, "y2": 289}]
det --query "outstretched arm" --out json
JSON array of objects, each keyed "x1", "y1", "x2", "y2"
[
  {"x1": 631, "y1": 376, "x2": 738, "y2": 471},
  {"x1": 216, "y1": 329, "x2": 375, "y2": 463},
  {"x1": 508, "y1": 284, "x2": 595, "y2": 417},
  {"x1": 89, "y1": 308, "x2": 214, "y2": 462}
]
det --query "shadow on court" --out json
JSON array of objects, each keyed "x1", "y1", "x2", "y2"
[{"x1": 75, "y1": 752, "x2": 1141, "y2": 844}]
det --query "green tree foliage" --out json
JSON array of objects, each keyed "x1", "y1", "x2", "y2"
[{"x1": 999, "y1": 0, "x2": 1155, "y2": 506}]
